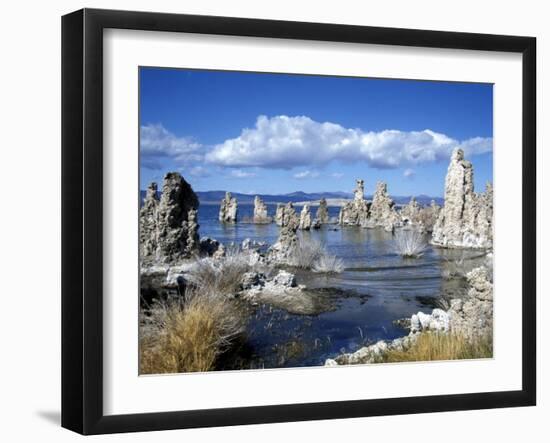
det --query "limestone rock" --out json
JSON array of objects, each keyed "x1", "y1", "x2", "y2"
[
  {"x1": 140, "y1": 263, "x2": 193, "y2": 303},
  {"x1": 240, "y1": 271, "x2": 265, "y2": 290},
  {"x1": 140, "y1": 183, "x2": 159, "y2": 258},
  {"x1": 275, "y1": 202, "x2": 299, "y2": 227},
  {"x1": 299, "y1": 203, "x2": 313, "y2": 230},
  {"x1": 325, "y1": 333, "x2": 420, "y2": 366},
  {"x1": 339, "y1": 179, "x2": 369, "y2": 226},
  {"x1": 253, "y1": 196, "x2": 271, "y2": 223},
  {"x1": 219, "y1": 192, "x2": 238, "y2": 223},
  {"x1": 212, "y1": 243, "x2": 226, "y2": 260},
  {"x1": 354, "y1": 179, "x2": 365, "y2": 200},
  {"x1": 448, "y1": 266, "x2": 493, "y2": 339},
  {"x1": 270, "y1": 270, "x2": 297, "y2": 288},
  {"x1": 432, "y1": 149, "x2": 493, "y2": 248},
  {"x1": 337, "y1": 340, "x2": 389, "y2": 365},
  {"x1": 400, "y1": 197, "x2": 422, "y2": 225},
  {"x1": 199, "y1": 237, "x2": 225, "y2": 258},
  {"x1": 367, "y1": 181, "x2": 399, "y2": 231},
  {"x1": 416, "y1": 200, "x2": 441, "y2": 232},
  {"x1": 241, "y1": 270, "x2": 334, "y2": 315},
  {"x1": 316, "y1": 198, "x2": 329, "y2": 224},
  {"x1": 240, "y1": 270, "x2": 297, "y2": 293},
  {"x1": 323, "y1": 321, "x2": 422, "y2": 365},
  {"x1": 410, "y1": 309, "x2": 450, "y2": 334},
  {"x1": 139, "y1": 172, "x2": 200, "y2": 264},
  {"x1": 270, "y1": 208, "x2": 299, "y2": 262},
  {"x1": 199, "y1": 237, "x2": 220, "y2": 255},
  {"x1": 275, "y1": 203, "x2": 284, "y2": 226},
  {"x1": 186, "y1": 208, "x2": 200, "y2": 255},
  {"x1": 271, "y1": 225, "x2": 298, "y2": 260}
]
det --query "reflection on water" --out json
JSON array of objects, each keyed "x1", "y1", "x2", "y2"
[{"x1": 192, "y1": 204, "x2": 487, "y2": 368}]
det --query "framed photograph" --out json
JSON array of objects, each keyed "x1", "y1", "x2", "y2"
[{"x1": 62, "y1": 8, "x2": 536, "y2": 435}]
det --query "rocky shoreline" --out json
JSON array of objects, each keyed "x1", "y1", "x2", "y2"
[{"x1": 325, "y1": 264, "x2": 493, "y2": 366}]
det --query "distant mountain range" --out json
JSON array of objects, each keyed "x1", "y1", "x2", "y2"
[
  {"x1": 140, "y1": 190, "x2": 444, "y2": 207},
  {"x1": 196, "y1": 190, "x2": 352, "y2": 204}
]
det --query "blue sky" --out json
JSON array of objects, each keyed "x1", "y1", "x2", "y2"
[{"x1": 139, "y1": 67, "x2": 493, "y2": 197}]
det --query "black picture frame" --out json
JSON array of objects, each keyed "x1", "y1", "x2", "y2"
[{"x1": 61, "y1": 8, "x2": 537, "y2": 435}]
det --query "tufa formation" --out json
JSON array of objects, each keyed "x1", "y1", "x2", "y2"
[
  {"x1": 219, "y1": 192, "x2": 238, "y2": 223},
  {"x1": 339, "y1": 179, "x2": 369, "y2": 226},
  {"x1": 275, "y1": 202, "x2": 299, "y2": 228},
  {"x1": 253, "y1": 196, "x2": 271, "y2": 223},
  {"x1": 367, "y1": 181, "x2": 400, "y2": 231},
  {"x1": 140, "y1": 172, "x2": 200, "y2": 264},
  {"x1": 316, "y1": 198, "x2": 329, "y2": 224},
  {"x1": 299, "y1": 203, "x2": 313, "y2": 230},
  {"x1": 432, "y1": 148, "x2": 493, "y2": 248}
]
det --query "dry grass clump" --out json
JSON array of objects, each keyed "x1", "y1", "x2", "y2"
[
  {"x1": 186, "y1": 246, "x2": 272, "y2": 295},
  {"x1": 288, "y1": 240, "x2": 344, "y2": 273},
  {"x1": 288, "y1": 240, "x2": 325, "y2": 269},
  {"x1": 394, "y1": 229, "x2": 427, "y2": 258},
  {"x1": 432, "y1": 293, "x2": 454, "y2": 311},
  {"x1": 382, "y1": 332, "x2": 493, "y2": 363},
  {"x1": 140, "y1": 246, "x2": 266, "y2": 374},
  {"x1": 185, "y1": 257, "x2": 246, "y2": 296},
  {"x1": 312, "y1": 254, "x2": 345, "y2": 274},
  {"x1": 140, "y1": 290, "x2": 246, "y2": 374}
]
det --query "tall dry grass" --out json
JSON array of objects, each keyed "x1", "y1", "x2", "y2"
[
  {"x1": 312, "y1": 254, "x2": 345, "y2": 274},
  {"x1": 140, "y1": 290, "x2": 246, "y2": 374},
  {"x1": 288, "y1": 239, "x2": 344, "y2": 273},
  {"x1": 288, "y1": 240, "x2": 325, "y2": 269},
  {"x1": 381, "y1": 332, "x2": 492, "y2": 363},
  {"x1": 394, "y1": 229, "x2": 427, "y2": 258},
  {"x1": 186, "y1": 246, "x2": 273, "y2": 296}
]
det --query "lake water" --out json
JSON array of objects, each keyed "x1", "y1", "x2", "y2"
[{"x1": 193, "y1": 203, "x2": 481, "y2": 370}]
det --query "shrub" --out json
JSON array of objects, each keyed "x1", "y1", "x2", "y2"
[
  {"x1": 432, "y1": 292, "x2": 454, "y2": 311},
  {"x1": 312, "y1": 254, "x2": 345, "y2": 274},
  {"x1": 287, "y1": 240, "x2": 325, "y2": 269},
  {"x1": 288, "y1": 239, "x2": 344, "y2": 273},
  {"x1": 186, "y1": 246, "x2": 269, "y2": 295},
  {"x1": 140, "y1": 290, "x2": 246, "y2": 374},
  {"x1": 381, "y1": 332, "x2": 493, "y2": 363},
  {"x1": 394, "y1": 228, "x2": 427, "y2": 258}
]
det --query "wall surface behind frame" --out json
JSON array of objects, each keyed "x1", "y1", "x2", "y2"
[{"x1": 0, "y1": 0, "x2": 546, "y2": 441}]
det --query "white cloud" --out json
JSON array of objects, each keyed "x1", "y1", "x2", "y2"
[
  {"x1": 188, "y1": 166, "x2": 211, "y2": 178},
  {"x1": 205, "y1": 115, "x2": 492, "y2": 169},
  {"x1": 293, "y1": 170, "x2": 320, "y2": 179},
  {"x1": 229, "y1": 169, "x2": 257, "y2": 179},
  {"x1": 140, "y1": 157, "x2": 163, "y2": 170},
  {"x1": 140, "y1": 123, "x2": 202, "y2": 168},
  {"x1": 330, "y1": 172, "x2": 344, "y2": 179},
  {"x1": 403, "y1": 168, "x2": 416, "y2": 179}
]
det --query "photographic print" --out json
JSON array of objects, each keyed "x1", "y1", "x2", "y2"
[{"x1": 138, "y1": 68, "x2": 494, "y2": 375}]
